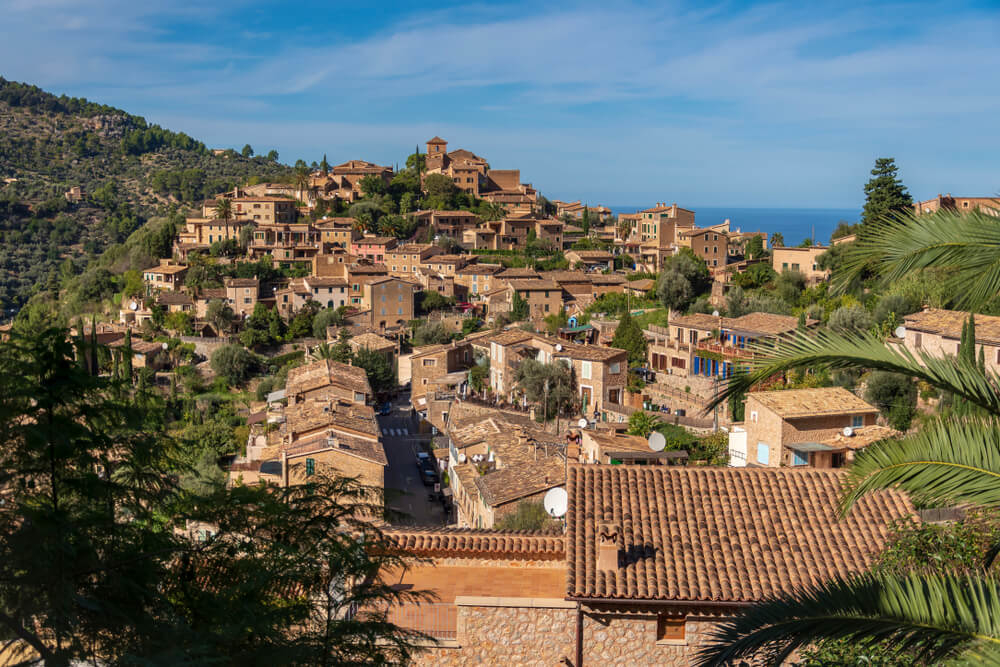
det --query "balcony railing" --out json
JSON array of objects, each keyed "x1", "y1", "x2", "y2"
[
  {"x1": 387, "y1": 603, "x2": 457, "y2": 639},
  {"x1": 695, "y1": 341, "x2": 756, "y2": 359}
]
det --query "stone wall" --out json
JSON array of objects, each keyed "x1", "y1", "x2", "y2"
[
  {"x1": 411, "y1": 599, "x2": 575, "y2": 667},
  {"x1": 409, "y1": 598, "x2": 729, "y2": 667}
]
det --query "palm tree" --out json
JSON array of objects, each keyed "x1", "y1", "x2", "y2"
[
  {"x1": 215, "y1": 197, "x2": 234, "y2": 240},
  {"x1": 696, "y1": 207, "x2": 1000, "y2": 666},
  {"x1": 309, "y1": 343, "x2": 335, "y2": 361},
  {"x1": 481, "y1": 201, "x2": 506, "y2": 222}
]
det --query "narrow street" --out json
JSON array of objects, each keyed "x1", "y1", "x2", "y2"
[{"x1": 378, "y1": 392, "x2": 447, "y2": 526}]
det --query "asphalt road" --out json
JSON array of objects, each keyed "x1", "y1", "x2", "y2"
[{"x1": 378, "y1": 395, "x2": 447, "y2": 526}]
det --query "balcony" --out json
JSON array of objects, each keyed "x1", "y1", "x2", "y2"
[{"x1": 695, "y1": 341, "x2": 756, "y2": 359}]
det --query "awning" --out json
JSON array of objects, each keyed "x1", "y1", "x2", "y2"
[{"x1": 788, "y1": 442, "x2": 834, "y2": 452}]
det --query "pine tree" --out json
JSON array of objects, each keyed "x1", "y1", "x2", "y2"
[
  {"x1": 320, "y1": 153, "x2": 329, "y2": 174},
  {"x1": 511, "y1": 291, "x2": 530, "y2": 321},
  {"x1": 861, "y1": 157, "x2": 913, "y2": 228},
  {"x1": 611, "y1": 310, "x2": 647, "y2": 367}
]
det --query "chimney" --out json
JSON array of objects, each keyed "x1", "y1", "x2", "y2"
[{"x1": 597, "y1": 522, "x2": 621, "y2": 571}]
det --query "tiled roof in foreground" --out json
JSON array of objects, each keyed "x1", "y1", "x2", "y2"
[
  {"x1": 567, "y1": 465, "x2": 913, "y2": 603},
  {"x1": 385, "y1": 527, "x2": 565, "y2": 560}
]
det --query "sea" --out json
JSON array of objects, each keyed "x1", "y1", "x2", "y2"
[{"x1": 609, "y1": 206, "x2": 860, "y2": 246}]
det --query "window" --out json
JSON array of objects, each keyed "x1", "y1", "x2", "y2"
[
  {"x1": 581, "y1": 361, "x2": 592, "y2": 380},
  {"x1": 914, "y1": 333, "x2": 922, "y2": 349},
  {"x1": 750, "y1": 410, "x2": 758, "y2": 423},
  {"x1": 757, "y1": 443, "x2": 770, "y2": 465},
  {"x1": 423, "y1": 359, "x2": 437, "y2": 366},
  {"x1": 852, "y1": 415, "x2": 864, "y2": 428},
  {"x1": 305, "y1": 458, "x2": 315, "y2": 476},
  {"x1": 354, "y1": 392, "x2": 365, "y2": 402},
  {"x1": 609, "y1": 362, "x2": 621, "y2": 374},
  {"x1": 782, "y1": 262, "x2": 789, "y2": 270},
  {"x1": 792, "y1": 449, "x2": 809, "y2": 466},
  {"x1": 657, "y1": 615, "x2": 686, "y2": 643}
]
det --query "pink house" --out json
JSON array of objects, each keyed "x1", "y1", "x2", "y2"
[{"x1": 350, "y1": 236, "x2": 398, "y2": 263}]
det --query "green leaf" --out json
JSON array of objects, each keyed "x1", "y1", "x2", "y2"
[
  {"x1": 842, "y1": 417, "x2": 1000, "y2": 514},
  {"x1": 695, "y1": 573, "x2": 1000, "y2": 666}
]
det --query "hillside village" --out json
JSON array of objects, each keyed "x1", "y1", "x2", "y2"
[{"x1": 4, "y1": 80, "x2": 1000, "y2": 664}]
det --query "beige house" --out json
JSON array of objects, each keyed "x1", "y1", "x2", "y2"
[
  {"x1": 410, "y1": 340, "x2": 475, "y2": 407},
  {"x1": 385, "y1": 243, "x2": 442, "y2": 278},
  {"x1": 302, "y1": 275, "x2": 349, "y2": 310},
  {"x1": 647, "y1": 311, "x2": 816, "y2": 380},
  {"x1": 223, "y1": 278, "x2": 259, "y2": 317},
  {"x1": 734, "y1": 387, "x2": 880, "y2": 468},
  {"x1": 771, "y1": 246, "x2": 830, "y2": 283},
  {"x1": 454, "y1": 263, "x2": 504, "y2": 300},
  {"x1": 913, "y1": 194, "x2": 1000, "y2": 216},
  {"x1": 363, "y1": 277, "x2": 418, "y2": 332},
  {"x1": 313, "y1": 218, "x2": 361, "y2": 247},
  {"x1": 483, "y1": 330, "x2": 628, "y2": 416},
  {"x1": 142, "y1": 260, "x2": 188, "y2": 292},
  {"x1": 901, "y1": 308, "x2": 1000, "y2": 373},
  {"x1": 677, "y1": 224, "x2": 731, "y2": 268},
  {"x1": 505, "y1": 279, "x2": 562, "y2": 321},
  {"x1": 285, "y1": 358, "x2": 373, "y2": 406},
  {"x1": 411, "y1": 210, "x2": 481, "y2": 241}
]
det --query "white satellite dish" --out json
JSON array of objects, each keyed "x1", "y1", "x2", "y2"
[
  {"x1": 648, "y1": 431, "x2": 667, "y2": 452},
  {"x1": 129, "y1": 301, "x2": 138, "y2": 311},
  {"x1": 458, "y1": 453, "x2": 467, "y2": 463},
  {"x1": 543, "y1": 487, "x2": 568, "y2": 518},
  {"x1": 894, "y1": 326, "x2": 906, "y2": 338},
  {"x1": 578, "y1": 418, "x2": 588, "y2": 429},
  {"x1": 161, "y1": 342, "x2": 168, "y2": 350},
  {"x1": 843, "y1": 427, "x2": 855, "y2": 437},
  {"x1": 555, "y1": 343, "x2": 563, "y2": 352},
  {"x1": 712, "y1": 310, "x2": 720, "y2": 317}
]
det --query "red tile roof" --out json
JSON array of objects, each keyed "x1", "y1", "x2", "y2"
[
  {"x1": 567, "y1": 465, "x2": 914, "y2": 603},
  {"x1": 385, "y1": 528, "x2": 565, "y2": 560}
]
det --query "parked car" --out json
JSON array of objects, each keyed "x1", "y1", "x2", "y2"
[{"x1": 416, "y1": 452, "x2": 439, "y2": 486}]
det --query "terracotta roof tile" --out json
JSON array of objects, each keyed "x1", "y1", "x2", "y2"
[
  {"x1": 750, "y1": 387, "x2": 879, "y2": 418},
  {"x1": 385, "y1": 527, "x2": 564, "y2": 559},
  {"x1": 903, "y1": 308, "x2": 1000, "y2": 344},
  {"x1": 567, "y1": 465, "x2": 914, "y2": 603},
  {"x1": 285, "y1": 359, "x2": 372, "y2": 398}
]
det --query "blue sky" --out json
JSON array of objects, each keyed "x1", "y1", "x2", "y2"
[{"x1": 2, "y1": 0, "x2": 998, "y2": 208}]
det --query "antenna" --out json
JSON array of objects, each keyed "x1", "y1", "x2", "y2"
[
  {"x1": 648, "y1": 431, "x2": 667, "y2": 452},
  {"x1": 555, "y1": 343, "x2": 563, "y2": 352},
  {"x1": 458, "y1": 453, "x2": 467, "y2": 463},
  {"x1": 129, "y1": 301, "x2": 138, "y2": 311},
  {"x1": 577, "y1": 418, "x2": 588, "y2": 429},
  {"x1": 543, "y1": 487, "x2": 568, "y2": 518},
  {"x1": 843, "y1": 427, "x2": 854, "y2": 437},
  {"x1": 894, "y1": 326, "x2": 906, "y2": 338}
]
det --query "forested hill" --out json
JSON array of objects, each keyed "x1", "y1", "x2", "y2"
[{"x1": 0, "y1": 77, "x2": 294, "y2": 315}]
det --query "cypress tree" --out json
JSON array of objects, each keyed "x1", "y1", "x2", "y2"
[
  {"x1": 122, "y1": 329, "x2": 133, "y2": 381},
  {"x1": 611, "y1": 310, "x2": 648, "y2": 367},
  {"x1": 90, "y1": 314, "x2": 98, "y2": 376}
]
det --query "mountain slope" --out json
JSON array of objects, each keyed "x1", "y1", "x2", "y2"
[{"x1": 0, "y1": 77, "x2": 294, "y2": 313}]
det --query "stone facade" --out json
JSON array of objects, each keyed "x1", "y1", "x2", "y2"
[
  {"x1": 411, "y1": 599, "x2": 726, "y2": 667},
  {"x1": 743, "y1": 394, "x2": 878, "y2": 467}
]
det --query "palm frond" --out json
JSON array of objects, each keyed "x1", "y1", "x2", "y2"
[
  {"x1": 695, "y1": 572, "x2": 1000, "y2": 666},
  {"x1": 841, "y1": 417, "x2": 1000, "y2": 514},
  {"x1": 707, "y1": 329, "x2": 1000, "y2": 416},
  {"x1": 835, "y1": 207, "x2": 1000, "y2": 310}
]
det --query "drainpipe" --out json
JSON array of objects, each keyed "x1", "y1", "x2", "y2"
[{"x1": 575, "y1": 602, "x2": 583, "y2": 667}]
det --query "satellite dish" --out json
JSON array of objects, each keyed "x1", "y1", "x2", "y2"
[
  {"x1": 843, "y1": 427, "x2": 854, "y2": 437},
  {"x1": 161, "y1": 342, "x2": 168, "y2": 350},
  {"x1": 648, "y1": 432, "x2": 667, "y2": 451},
  {"x1": 712, "y1": 310, "x2": 720, "y2": 317},
  {"x1": 894, "y1": 326, "x2": 906, "y2": 338},
  {"x1": 543, "y1": 487, "x2": 568, "y2": 518},
  {"x1": 577, "y1": 418, "x2": 588, "y2": 429},
  {"x1": 129, "y1": 301, "x2": 138, "y2": 311},
  {"x1": 555, "y1": 343, "x2": 563, "y2": 352},
  {"x1": 458, "y1": 453, "x2": 467, "y2": 463}
]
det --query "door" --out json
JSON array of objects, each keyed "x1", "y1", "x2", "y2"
[{"x1": 581, "y1": 386, "x2": 592, "y2": 411}]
